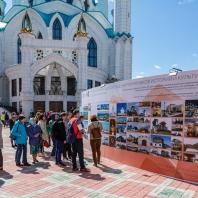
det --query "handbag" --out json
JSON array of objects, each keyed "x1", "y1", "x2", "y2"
[{"x1": 43, "y1": 140, "x2": 49, "y2": 148}]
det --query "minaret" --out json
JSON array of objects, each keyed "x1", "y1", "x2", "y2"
[
  {"x1": 0, "y1": 0, "x2": 6, "y2": 21},
  {"x1": 74, "y1": 14, "x2": 89, "y2": 106},
  {"x1": 114, "y1": 0, "x2": 131, "y2": 33},
  {"x1": 96, "y1": 0, "x2": 108, "y2": 19},
  {"x1": 114, "y1": 0, "x2": 132, "y2": 80},
  {"x1": 19, "y1": 11, "x2": 35, "y2": 117}
]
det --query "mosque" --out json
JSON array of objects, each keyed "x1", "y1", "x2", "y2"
[{"x1": 0, "y1": 0, "x2": 132, "y2": 116}]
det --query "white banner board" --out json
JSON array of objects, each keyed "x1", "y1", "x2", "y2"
[{"x1": 82, "y1": 70, "x2": 198, "y2": 163}]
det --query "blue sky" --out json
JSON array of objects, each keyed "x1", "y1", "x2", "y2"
[{"x1": 4, "y1": 0, "x2": 198, "y2": 79}]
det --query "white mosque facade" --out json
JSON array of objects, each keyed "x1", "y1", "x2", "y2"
[{"x1": 0, "y1": 0, "x2": 132, "y2": 116}]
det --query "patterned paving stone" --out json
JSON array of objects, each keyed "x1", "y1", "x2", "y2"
[{"x1": 0, "y1": 128, "x2": 198, "y2": 198}]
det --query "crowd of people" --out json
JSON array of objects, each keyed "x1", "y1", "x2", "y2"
[{"x1": 0, "y1": 109, "x2": 103, "y2": 173}]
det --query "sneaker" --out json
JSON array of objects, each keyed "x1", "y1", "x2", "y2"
[
  {"x1": 80, "y1": 168, "x2": 90, "y2": 172},
  {"x1": 23, "y1": 163, "x2": 31, "y2": 167},
  {"x1": 59, "y1": 162, "x2": 66, "y2": 167},
  {"x1": 16, "y1": 163, "x2": 23, "y2": 167},
  {"x1": 72, "y1": 167, "x2": 79, "y2": 172}
]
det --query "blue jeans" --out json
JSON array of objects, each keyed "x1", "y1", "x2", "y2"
[
  {"x1": 55, "y1": 140, "x2": 64, "y2": 163},
  {"x1": 15, "y1": 144, "x2": 27, "y2": 164}
]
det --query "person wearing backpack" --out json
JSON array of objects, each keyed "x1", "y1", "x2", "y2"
[
  {"x1": 27, "y1": 118, "x2": 42, "y2": 164},
  {"x1": 69, "y1": 109, "x2": 89, "y2": 172},
  {"x1": 11, "y1": 114, "x2": 31, "y2": 167},
  {"x1": 0, "y1": 120, "x2": 3, "y2": 170},
  {"x1": 88, "y1": 115, "x2": 103, "y2": 167},
  {"x1": 52, "y1": 113, "x2": 67, "y2": 166}
]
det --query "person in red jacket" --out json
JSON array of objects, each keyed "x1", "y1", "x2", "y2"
[{"x1": 70, "y1": 109, "x2": 89, "y2": 172}]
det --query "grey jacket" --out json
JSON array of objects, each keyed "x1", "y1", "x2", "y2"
[{"x1": 0, "y1": 121, "x2": 3, "y2": 149}]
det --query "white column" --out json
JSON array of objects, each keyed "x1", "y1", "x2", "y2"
[
  {"x1": 19, "y1": 32, "x2": 35, "y2": 117},
  {"x1": 63, "y1": 91, "x2": 67, "y2": 112},
  {"x1": 123, "y1": 38, "x2": 132, "y2": 80},
  {"x1": 64, "y1": 77, "x2": 67, "y2": 112},
  {"x1": 115, "y1": 38, "x2": 122, "y2": 80},
  {"x1": 45, "y1": 93, "x2": 49, "y2": 112},
  {"x1": 75, "y1": 36, "x2": 88, "y2": 106},
  {"x1": 114, "y1": 0, "x2": 132, "y2": 33}
]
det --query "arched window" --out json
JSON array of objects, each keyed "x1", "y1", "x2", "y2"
[
  {"x1": 52, "y1": 18, "x2": 62, "y2": 40},
  {"x1": 87, "y1": 38, "x2": 97, "y2": 67},
  {"x1": 17, "y1": 37, "x2": 21, "y2": 64},
  {"x1": 37, "y1": 32, "x2": 43, "y2": 39}
]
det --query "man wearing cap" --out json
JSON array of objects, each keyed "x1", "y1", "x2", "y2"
[
  {"x1": 70, "y1": 109, "x2": 89, "y2": 172},
  {"x1": 11, "y1": 114, "x2": 31, "y2": 167},
  {"x1": 52, "y1": 112, "x2": 67, "y2": 166}
]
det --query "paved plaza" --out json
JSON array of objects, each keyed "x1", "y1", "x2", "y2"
[{"x1": 0, "y1": 128, "x2": 198, "y2": 198}]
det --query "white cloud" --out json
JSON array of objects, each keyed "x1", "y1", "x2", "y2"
[
  {"x1": 178, "y1": 0, "x2": 196, "y2": 5},
  {"x1": 135, "y1": 75, "x2": 144, "y2": 79},
  {"x1": 154, "y1": 65, "x2": 161, "y2": 69}
]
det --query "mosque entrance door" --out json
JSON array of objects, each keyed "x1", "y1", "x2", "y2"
[
  {"x1": 34, "y1": 101, "x2": 45, "y2": 113},
  {"x1": 49, "y1": 101, "x2": 63, "y2": 112}
]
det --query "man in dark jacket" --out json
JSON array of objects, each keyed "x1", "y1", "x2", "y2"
[
  {"x1": 9, "y1": 112, "x2": 17, "y2": 147},
  {"x1": 52, "y1": 113, "x2": 67, "y2": 166}
]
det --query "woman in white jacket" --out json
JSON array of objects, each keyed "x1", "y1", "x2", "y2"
[
  {"x1": 0, "y1": 120, "x2": 3, "y2": 170},
  {"x1": 38, "y1": 114, "x2": 49, "y2": 155}
]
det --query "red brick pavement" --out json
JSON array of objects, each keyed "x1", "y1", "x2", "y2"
[{"x1": 0, "y1": 128, "x2": 198, "y2": 198}]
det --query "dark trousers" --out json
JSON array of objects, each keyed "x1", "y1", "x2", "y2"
[
  {"x1": 72, "y1": 139, "x2": 85, "y2": 169},
  {"x1": 55, "y1": 140, "x2": 64, "y2": 163},
  {"x1": 15, "y1": 144, "x2": 27, "y2": 164},
  {"x1": 51, "y1": 137, "x2": 56, "y2": 157},
  {"x1": 63, "y1": 143, "x2": 72, "y2": 159},
  {"x1": 10, "y1": 136, "x2": 15, "y2": 147},
  {"x1": 0, "y1": 149, "x2": 3, "y2": 168},
  {"x1": 1, "y1": 120, "x2": 5, "y2": 127},
  {"x1": 90, "y1": 139, "x2": 101, "y2": 166}
]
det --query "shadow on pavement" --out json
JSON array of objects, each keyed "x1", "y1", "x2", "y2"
[
  {"x1": 84, "y1": 157, "x2": 122, "y2": 175},
  {"x1": 98, "y1": 164, "x2": 122, "y2": 175},
  {"x1": 79, "y1": 172, "x2": 106, "y2": 181},
  {"x1": 0, "y1": 170, "x2": 13, "y2": 187},
  {"x1": 17, "y1": 161, "x2": 51, "y2": 174}
]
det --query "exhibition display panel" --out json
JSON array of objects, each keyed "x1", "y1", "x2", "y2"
[{"x1": 81, "y1": 70, "x2": 198, "y2": 182}]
